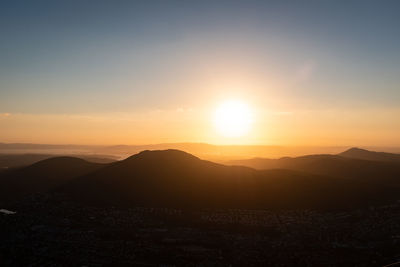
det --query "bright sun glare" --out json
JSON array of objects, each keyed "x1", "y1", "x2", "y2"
[{"x1": 214, "y1": 100, "x2": 253, "y2": 138}]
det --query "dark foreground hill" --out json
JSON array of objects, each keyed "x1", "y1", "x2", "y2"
[
  {"x1": 55, "y1": 150, "x2": 398, "y2": 210},
  {"x1": 2, "y1": 151, "x2": 399, "y2": 266},
  {"x1": 1, "y1": 149, "x2": 399, "y2": 210},
  {"x1": 0, "y1": 157, "x2": 105, "y2": 204}
]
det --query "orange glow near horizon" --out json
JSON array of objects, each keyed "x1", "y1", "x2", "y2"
[{"x1": 1, "y1": 106, "x2": 400, "y2": 147}]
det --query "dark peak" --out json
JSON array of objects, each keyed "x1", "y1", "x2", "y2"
[
  {"x1": 124, "y1": 149, "x2": 200, "y2": 162},
  {"x1": 29, "y1": 157, "x2": 94, "y2": 168},
  {"x1": 343, "y1": 147, "x2": 368, "y2": 153},
  {"x1": 339, "y1": 147, "x2": 371, "y2": 157},
  {"x1": 34, "y1": 156, "x2": 90, "y2": 164},
  {"x1": 339, "y1": 147, "x2": 400, "y2": 162}
]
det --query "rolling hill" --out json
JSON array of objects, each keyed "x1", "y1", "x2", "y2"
[
  {"x1": 339, "y1": 147, "x2": 400, "y2": 162},
  {"x1": 1, "y1": 149, "x2": 399, "y2": 210},
  {"x1": 229, "y1": 149, "x2": 400, "y2": 185},
  {"x1": 0, "y1": 153, "x2": 117, "y2": 169},
  {"x1": 0, "y1": 157, "x2": 106, "y2": 204},
  {"x1": 56, "y1": 150, "x2": 399, "y2": 209}
]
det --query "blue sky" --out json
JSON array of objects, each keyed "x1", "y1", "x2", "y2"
[
  {"x1": 1, "y1": 0, "x2": 399, "y2": 114},
  {"x1": 0, "y1": 1, "x2": 399, "y2": 145}
]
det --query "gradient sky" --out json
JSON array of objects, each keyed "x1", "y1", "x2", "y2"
[{"x1": 1, "y1": 0, "x2": 400, "y2": 145}]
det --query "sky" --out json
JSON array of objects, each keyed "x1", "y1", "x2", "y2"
[{"x1": 1, "y1": 0, "x2": 400, "y2": 146}]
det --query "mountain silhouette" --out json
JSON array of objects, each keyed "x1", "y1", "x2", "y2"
[
  {"x1": 0, "y1": 157, "x2": 105, "y2": 204},
  {"x1": 1, "y1": 150, "x2": 398, "y2": 209},
  {"x1": 229, "y1": 152, "x2": 400, "y2": 185},
  {"x1": 57, "y1": 150, "x2": 259, "y2": 208},
  {"x1": 0, "y1": 153, "x2": 117, "y2": 170},
  {"x1": 339, "y1": 147, "x2": 400, "y2": 162},
  {"x1": 55, "y1": 150, "x2": 398, "y2": 210}
]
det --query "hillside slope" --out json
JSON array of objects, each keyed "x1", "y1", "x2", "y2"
[
  {"x1": 339, "y1": 147, "x2": 400, "y2": 162},
  {"x1": 57, "y1": 150, "x2": 399, "y2": 209},
  {"x1": 0, "y1": 157, "x2": 105, "y2": 204},
  {"x1": 229, "y1": 153, "x2": 400, "y2": 185}
]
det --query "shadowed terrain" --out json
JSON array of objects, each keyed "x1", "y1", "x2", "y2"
[
  {"x1": 338, "y1": 147, "x2": 400, "y2": 162},
  {"x1": 229, "y1": 148, "x2": 400, "y2": 185},
  {"x1": 1, "y1": 149, "x2": 399, "y2": 210},
  {"x1": 1, "y1": 149, "x2": 399, "y2": 266},
  {"x1": 0, "y1": 157, "x2": 106, "y2": 204},
  {"x1": 0, "y1": 153, "x2": 117, "y2": 169},
  {"x1": 55, "y1": 150, "x2": 397, "y2": 209}
]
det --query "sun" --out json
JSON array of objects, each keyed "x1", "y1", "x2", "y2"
[{"x1": 214, "y1": 100, "x2": 253, "y2": 138}]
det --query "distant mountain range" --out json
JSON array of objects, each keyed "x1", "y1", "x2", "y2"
[
  {"x1": 229, "y1": 147, "x2": 400, "y2": 181},
  {"x1": 0, "y1": 153, "x2": 117, "y2": 169},
  {"x1": 0, "y1": 148, "x2": 399, "y2": 210},
  {"x1": 5, "y1": 142, "x2": 399, "y2": 160},
  {"x1": 338, "y1": 147, "x2": 400, "y2": 162}
]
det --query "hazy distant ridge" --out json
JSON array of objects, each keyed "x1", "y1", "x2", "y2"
[{"x1": 339, "y1": 147, "x2": 400, "y2": 162}]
